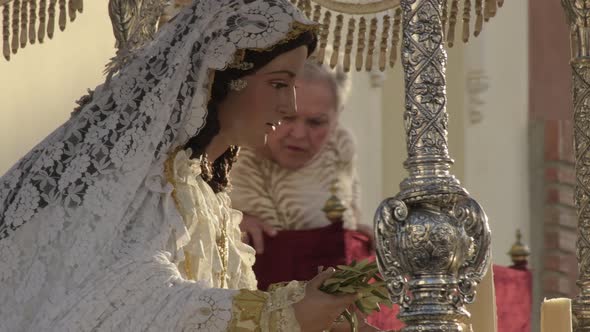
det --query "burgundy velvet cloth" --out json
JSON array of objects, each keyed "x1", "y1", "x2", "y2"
[
  {"x1": 493, "y1": 265, "x2": 532, "y2": 332},
  {"x1": 252, "y1": 223, "x2": 532, "y2": 331},
  {"x1": 252, "y1": 222, "x2": 403, "y2": 330}
]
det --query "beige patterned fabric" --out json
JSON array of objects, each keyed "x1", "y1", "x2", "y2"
[{"x1": 230, "y1": 125, "x2": 361, "y2": 231}]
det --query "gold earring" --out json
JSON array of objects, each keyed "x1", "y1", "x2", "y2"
[{"x1": 229, "y1": 79, "x2": 247, "y2": 91}]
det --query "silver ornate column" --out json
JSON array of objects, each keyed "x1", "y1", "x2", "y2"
[
  {"x1": 374, "y1": 0, "x2": 491, "y2": 330},
  {"x1": 561, "y1": 1, "x2": 590, "y2": 330}
]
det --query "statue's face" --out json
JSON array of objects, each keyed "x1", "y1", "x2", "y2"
[{"x1": 218, "y1": 45, "x2": 308, "y2": 151}]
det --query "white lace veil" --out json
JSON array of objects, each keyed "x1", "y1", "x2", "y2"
[{"x1": 0, "y1": 0, "x2": 316, "y2": 241}]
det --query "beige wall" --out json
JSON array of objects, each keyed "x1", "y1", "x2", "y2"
[
  {"x1": 462, "y1": 0, "x2": 529, "y2": 267},
  {"x1": 339, "y1": 71, "x2": 384, "y2": 225},
  {"x1": 0, "y1": 2, "x2": 115, "y2": 174}
]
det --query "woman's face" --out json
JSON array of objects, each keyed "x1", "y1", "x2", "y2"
[
  {"x1": 265, "y1": 78, "x2": 338, "y2": 170},
  {"x1": 217, "y1": 45, "x2": 308, "y2": 151}
]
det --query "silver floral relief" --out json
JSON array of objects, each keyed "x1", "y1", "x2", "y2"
[
  {"x1": 561, "y1": 0, "x2": 590, "y2": 329},
  {"x1": 571, "y1": 59, "x2": 590, "y2": 331},
  {"x1": 375, "y1": 0, "x2": 491, "y2": 330},
  {"x1": 402, "y1": 0, "x2": 449, "y2": 159}
]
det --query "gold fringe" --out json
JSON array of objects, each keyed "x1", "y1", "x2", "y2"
[
  {"x1": 304, "y1": 0, "x2": 312, "y2": 18},
  {"x1": 68, "y1": 0, "x2": 76, "y2": 20},
  {"x1": 484, "y1": 0, "x2": 496, "y2": 22},
  {"x1": 48, "y1": 0, "x2": 56, "y2": 39},
  {"x1": 329, "y1": 14, "x2": 343, "y2": 69},
  {"x1": 11, "y1": 0, "x2": 19, "y2": 54},
  {"x1": 312, "y1": 4, "x2": 322, "y2": 22},
  {"x1": 366, "y1": 17, "x2": 377, "y2": 71},
  {"x1": 3, "y1": 4, "x2": 9, "y2": 60},
  {"x1": 316, "y1": 10, "x2": 331, "y2": 64},
  {"x1": 389, "y1": 8, "x2": 401, "y2": 68},
  {"x1": 343, "y1": 17, "x2": 355, "y2": 72},
  {"x1": 29, "y1": 0, "x2": 37, "y2": 44},
  {"x1": 38, "y1": 0, "x2": 46, "y2": 42},
  {"x1": 447, "y1": 0, "x2": 459, "y2": 47},
  {"x1": 462, "y1": 0, "x2": 470, "y2": 43},
  {"x1": 58, "y1": 0, "x2": 65, "y2": 31},
  {"x1": 379, "y1": 15, "x2": 390, "y2": 71},
  {"x1": 19, "y1": 0, "x2": 27, "y2": 48},
  {"x1": 355, "y1": 16, "x2": 366, "y2": 71},
  {"x1": 474, "y1": 0, "x2": 483, "y2": 36}
]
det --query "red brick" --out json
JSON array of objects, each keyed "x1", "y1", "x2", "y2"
[
  {"x1": 544, "y1": 228, "x2": 578, "y2": 254},
  {"x1": 544, "y1": 205, "x2": 578, "y2": 229},
  {"x1": 545, "y1": 185, "x2": 575, "y2": 207},
  {"x1": 560, "y1": 120, "x2": 575, "y2": 163},
  {"x1": 544, "y1": 165, "x2": 576, "y2": 186},
  {"x1": 543, "y1": 274, "x2": 573, "y2": 296},
  {"x1": 544, "y1": 252, "x2": 578, "y2": 275},
  {"x1": 545, "y1": 120, "x2": 560, "y2": 161}
]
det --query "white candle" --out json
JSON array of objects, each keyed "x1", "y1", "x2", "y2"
[{"x1": 541, "y1": 298, "x2": 572, "y2": 332}]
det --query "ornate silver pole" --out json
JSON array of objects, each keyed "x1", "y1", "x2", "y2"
[
  {"x1": 561, "y1": 1, "x2": 590, "y2": 330},
  {"x1": 374, "y1": 0, "x2": 491, "y2": 330}
]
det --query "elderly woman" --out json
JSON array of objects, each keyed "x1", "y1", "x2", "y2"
[{"x1": 230, "y1": 61, "x2": 373, "y2": 287}]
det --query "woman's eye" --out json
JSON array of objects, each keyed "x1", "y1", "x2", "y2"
[
  {"x1": 270, "y1": 82, "x2": 289, "y2": 89},
  {"x1": 308, "y1": 119, "x2": 328, "y2": 127}
]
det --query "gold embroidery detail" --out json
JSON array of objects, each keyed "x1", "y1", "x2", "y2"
[{"x1": 229, "y1": 289, "x2": 268, "y2": 331}]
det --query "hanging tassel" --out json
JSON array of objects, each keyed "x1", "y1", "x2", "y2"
[
  {"x1": 365, "y1": 17, "x2": 377, "y2": 71},
  {"x1": 58, "y1": 0, "x2": 66, "y2": 31},
  {"x1": 447, "y1": 0, "x2": 459, "y2": 47},
  {"x1": 29, "y1": 0, "x2": 37, "y2": 44},
  {"x1": 379, "y1": 15, "x2": 391, "y2": 71},
  {"x1": 68, "y1": 0, "x2": 76, "y2": 21},
  {"x1": 296, "y1": 0, "x2": 306, "y2": 13},
  {"x1": 343, "y1": 17, "x2": 355, "y2": 72},
  {"x1": 73, "y1": 0, "x2": 83, "y2": 12},
  {"x1": 304, "y1": 0, "x2": 312, "y2": 19},
  {"x1": 312, "y1": 4, "x2": 321, "y2": 23},
  {"x1": 474, "y1": 0, "x2": 483, "y2": 36},
  {"x1": 47, "y1": 0, "x2": 56, "y2": 39},
  {"x1": 389, "y1": 8, "x2": 401, "y2": 68},
  {"x1": 442, "y1": 0, "x2": 449, "y2": 37},
  {"x1": 497, "y1": 0, "x2": 504, "y2": 8},
  {"x1": 484, "y1": 0, "x2": 496, "y2": 22},
  {"x1": 11, "y1": 0, "x2": 20, "y2": 54},
  {"x1": 38, "y1": 0, "x2": 46, "y2": 42},
  {"x1": 462, "y1": 0, "x2": 471, "y2": 43},
  {"x1": 355, "y1": 17, "x2": 366, "y2": 71},
  {"x1": 20, "y1": 0, "x2": 28, "y2": 48},
  {"x1": 330, "y1": 14, "x2": 343, "y2": 69},
  {"x1": 3, "y1": 4, "x2": 10, "y2": 60},
  {"x1": 316, "y1": 10, "x2": 331, "y2": 65}
]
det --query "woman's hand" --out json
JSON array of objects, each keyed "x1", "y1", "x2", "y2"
[
  {"x1": 239, "y1": 213, "x2": 277, "y2": 254},
  {"x1": 293, "y1": 268, "x2": 358, "y2": 332}
]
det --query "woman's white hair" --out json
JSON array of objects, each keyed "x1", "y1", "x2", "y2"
[{"x1": 300, "y1": 61, "x2": 351, "y2": 111}]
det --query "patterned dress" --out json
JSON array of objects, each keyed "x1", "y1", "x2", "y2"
[{"x1": 230, "y1": 125, "x2": 361, "y2": 231}]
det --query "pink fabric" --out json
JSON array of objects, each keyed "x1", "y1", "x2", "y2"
[{"x1": 493, "y1": 265, "x2": 532, "y2": 332}]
